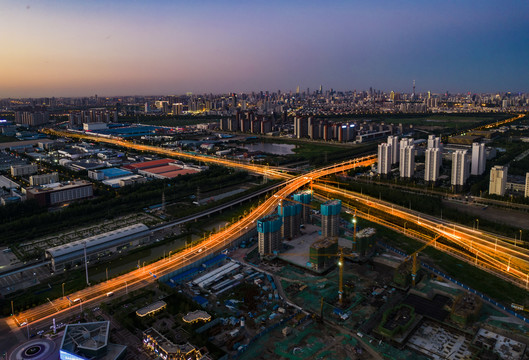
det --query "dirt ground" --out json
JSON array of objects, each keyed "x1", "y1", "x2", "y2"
[{"x1": 443, "y1": 200, "x2": 529, "y2": 230}]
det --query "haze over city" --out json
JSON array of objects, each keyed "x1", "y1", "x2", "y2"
[{"x1": 1, "y1": 0, "x2": 529, "y2": 98}]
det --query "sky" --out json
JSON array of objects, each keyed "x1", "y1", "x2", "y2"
[{"x1": 1, "y1": 0, "x2": 528, "y2": 97}]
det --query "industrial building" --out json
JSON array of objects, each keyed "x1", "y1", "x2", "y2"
[
  {"x1": 309, "y1": 237, "x2": 338, "y2": 270},
  {"x1": 88, "y1": 168, "x2": 132, "y2": 181},
  {"x1": 45, "y1": 223, "x2": 150, "y2": 271},
  {"x1": 11, "y1": 163, "x2": 38, "y2": 177},
  {"x1": 489, "y1": 165, "x2": 508, "y2": 196},
  {"x1": 143, "y1": 328, "x2": 211, "y2": 360},
  {"x1": 257, "y1": 214, "x2": 282, "y2": 256},
  {"x1": 60, "y1": 321, "x2": 126, "y2": 360},
  {"x1": 278, "y1": 200, "x2": 302, "y2": 239},
  {"x1": 26, "y1": 180, "x2": 93, "y2": 207},
  {"x1": 320, "y1": 199, "x2": 341, "y2": 238},
  {"x1": 123, "y1": 158, "x2": 207, "y2": 179},
  {"x1": 29, "y1": 172, "x2": 59, "y2": 186}
]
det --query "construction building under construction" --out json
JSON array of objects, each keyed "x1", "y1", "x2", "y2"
[
  {"x1": 257, "y1": 214, "x2": 283, "y2": 256},
  {"x1": 309, "y1": 237, "x2": 338, "y2": 270},
  {"x1": 278, "y1": 200, "x2": 302, "y2": 240},
  {"x1": 450, "y1": 293, "x2": 482, "y2": 327},
  {"x1": 293, "y1": 190, "x2": 312, "y2": 224},
  {"x1": 321, "y1": 199, "x2": 341, "y2": 237}
]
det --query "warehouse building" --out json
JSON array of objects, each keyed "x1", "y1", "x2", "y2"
[
  {"x1": 26, "y1": 180, "x2": 93, "y2": 206},
  {"x1": 45, "y1": 223, "x2": 150, "y2": 271}
]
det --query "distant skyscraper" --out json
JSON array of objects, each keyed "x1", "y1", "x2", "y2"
[
  {"x1": 387, "y1": 136, "x2": 400, "y2": 164},
  {"x1": 377, "y1": 143, "x2": 392, "y2": 175},
  {"x1": 451, "y1": 150, "x2": 470, "y2": 186},
  {"x1": 399, "y1": 142, "x2": 415, "y2": 178},
  {"x1": 471, "y1": 142, "x2": 486, "y2": 176},
  {"x1": 489, "y1": 166, "x2": 508, "y2": 196},
  {"x1": 425, "y1": 148, "x2": 440, "y2": 182}
]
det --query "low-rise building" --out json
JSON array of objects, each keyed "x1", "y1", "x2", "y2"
[
  {"x1": 26, "y1": 180, "x2": 93, "y2": 206},
  {"x1": 143, "y1": 328, "x2": 212, "y2": 360},
  {"x1": 45, "y1": 223, "x2": 150, "y2": 271},
  {"x1": 11, "y1": 163, "x2": 38, "y2": 177},
  {"x1": 60, "y1": 321, "x2": 126, "y2": 360},
  {"x1": 29, "y1": 172, "x2": 59, "y2": 186}
]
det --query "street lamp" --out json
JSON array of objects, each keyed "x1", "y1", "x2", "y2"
[{"x1": 476, "y1": 219, "x2": 479, "y2": 230}]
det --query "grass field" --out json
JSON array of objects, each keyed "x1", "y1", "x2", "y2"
[{"x1": 0, "y1": 135, "x2": 18, "y2": 143}]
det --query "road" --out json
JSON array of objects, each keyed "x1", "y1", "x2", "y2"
[
  {"x1": 8, "y1": 154, "x2": 376, "y2": 331},
  {"x1": 313, "y1": 183, "x2": 529, "y2": 289}
]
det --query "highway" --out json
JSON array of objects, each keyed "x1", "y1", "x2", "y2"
[
  {"x1": 10, "y1": 154, "x2": 376, "y2": 329},
  {"x1": 43, "y1": 128, "x2": 295, "y2": 180},
  {"x1": 312, "y1": 182, "x2": 529, "y2": 289}
]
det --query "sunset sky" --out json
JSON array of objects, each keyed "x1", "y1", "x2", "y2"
[{"x1": 1, "y1": 0, "x2": 528, "y2": 97}]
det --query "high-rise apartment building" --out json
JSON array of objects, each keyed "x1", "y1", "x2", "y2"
[
  {"x1": 387, "y1": 136, "x2": 400, "y2": 164},
  {"x1": 471, "y1": 142, "x2": 486, "y2": 176},
  {"x1": 451, "y1": 150, "x2": 470, "y2": 186},
  {"x1": 399, "y1": 144, "x2": 415, "y2": 178},
  {"x1": 257, "y1": 214, "x2": 283, "y2": 256},
  {"x1": 377, "y1": 143, "x2": 392, "y2": 175},
  {"x1": 294, "y1": 117, "x2": 308, "y2": 138},
  {"x1": 489, "y1": 165, "x2": 508, "y2": 196},
  {"x1": 425, "y1": 148, "x2": 440, "y2": 182},
  {"x1": 320, "y1": 199, "x2": 341, "y2": 238},
  {"x1": 293, "y1": 191, "x2": 311, "y2": 224},
  {"x1": 278, "y1": 201, "x2": 302, "y2": 239}
]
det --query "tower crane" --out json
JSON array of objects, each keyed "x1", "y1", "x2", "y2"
[{"x1": 403, "y1": 234, "x2": 442, "y2": 286}]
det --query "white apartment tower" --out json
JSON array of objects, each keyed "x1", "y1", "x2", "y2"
[
  {"x1": 425, "y1": 148, "x2": 440, "y2": 182},
  {"x1": 471, "y1": 142, "x2": 486, "y2": 176},
  {"x1": 377, "y1": 143, "x2": 392, "y2": 175},
  {"x1": 387, "y1": 136, "x2": 400, "y2": 164},
  {"x1": 489, "y1": 165, "x2": 508, "y2": 196},
  {"x1": 399, "y1": 138, "x2": 415, "y2": 179},
  {"x1": 451, "y1": 150, "x2": 470, "y2": 186}
]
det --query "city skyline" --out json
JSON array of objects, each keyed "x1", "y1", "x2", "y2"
[{"x1": 1, "y1": 0, "x2": 529, "y2": 98}]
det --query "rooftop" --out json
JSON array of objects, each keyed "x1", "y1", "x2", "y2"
[
  {"x1": 45, "y1": 223, "x2": 149, "y2": 259},
  {"x1": 136, "y1": 300, "x2": 167, "y2": 317}
]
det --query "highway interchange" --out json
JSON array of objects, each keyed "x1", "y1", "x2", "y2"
[{"x1": 8, "y1": 119, "x2": 529, "y2": 334}]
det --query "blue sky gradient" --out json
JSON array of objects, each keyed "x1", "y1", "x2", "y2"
[{"x1": 1, "y1": 0, "x2": 528, "y2": 97}]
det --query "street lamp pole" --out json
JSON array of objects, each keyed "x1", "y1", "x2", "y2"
[{"x1": 62, "y1": 283, "x2": 65, "y2": 299}]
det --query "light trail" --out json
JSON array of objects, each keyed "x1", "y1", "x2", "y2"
[
  {"x1": 313, "y1": 183, "x2": 529, "y2": 288},
  {"x1": 11, "y1": 153, "x2": 376, "y2": 327}
]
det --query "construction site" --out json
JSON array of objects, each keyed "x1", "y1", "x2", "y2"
[
  {"x1": 48, "y1": 190, "x2": 529, "y2": 360},
  {"x1": 224, "y1": 191, "x2": 529, "y2": 360}
]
